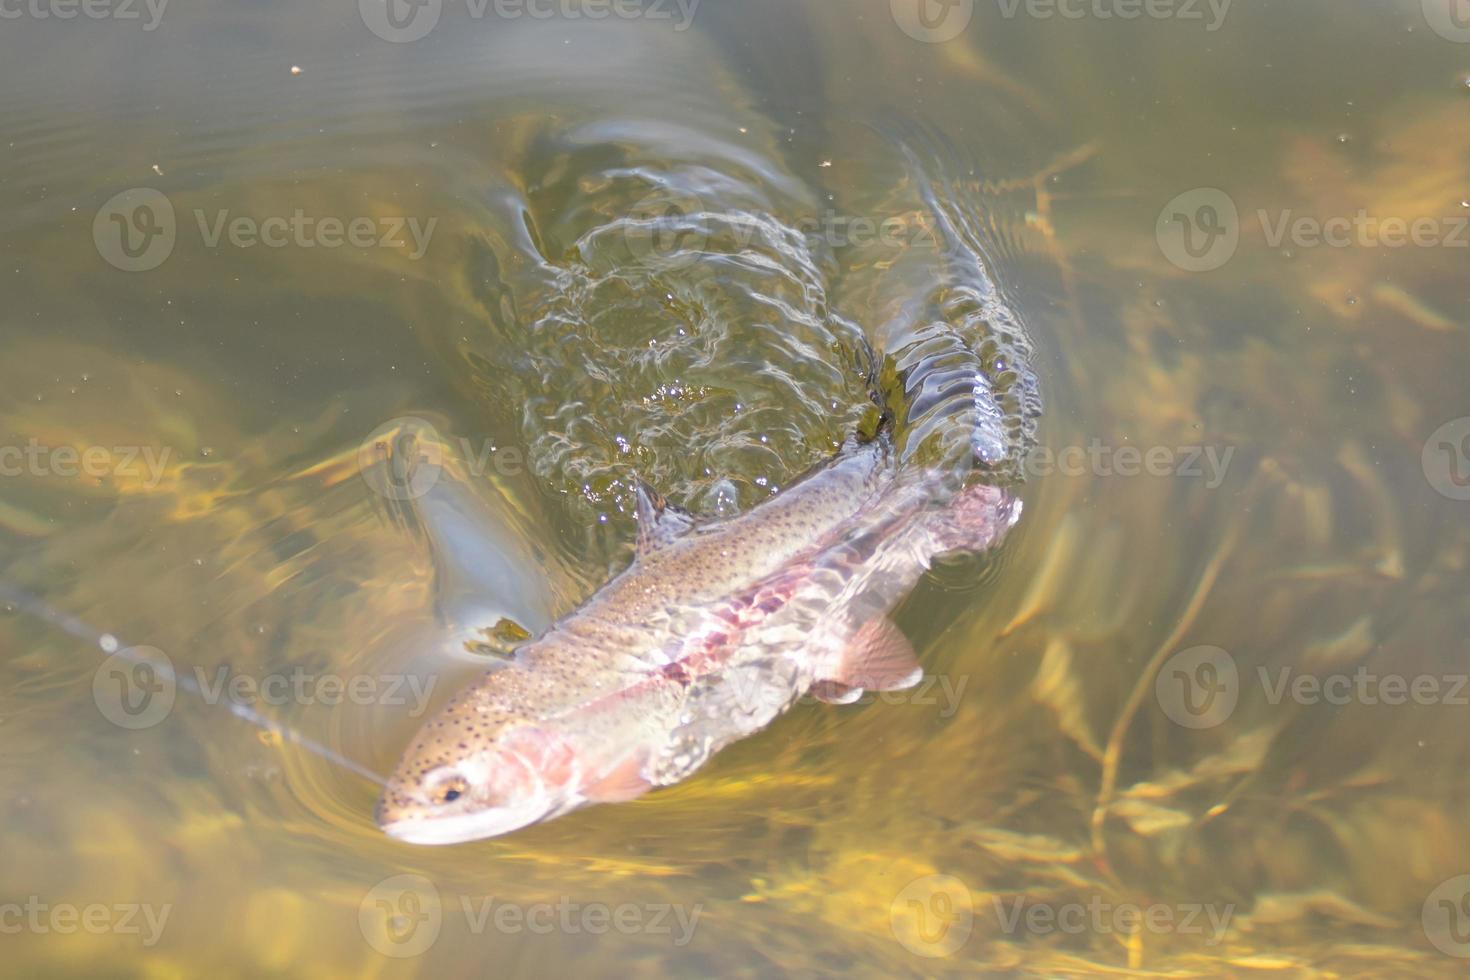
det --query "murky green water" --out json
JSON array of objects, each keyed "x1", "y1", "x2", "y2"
[{"x1": 2, "y1": 0, "x2": 1469, "y2": 975}]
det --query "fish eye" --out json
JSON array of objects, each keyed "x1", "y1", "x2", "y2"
[{"x1": 428, "y1": 773, "x2": 470, "y2": 805}]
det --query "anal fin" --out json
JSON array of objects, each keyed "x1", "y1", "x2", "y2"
[{"x1": 813, "y1": 617, "x2": 923, "y2": 701}]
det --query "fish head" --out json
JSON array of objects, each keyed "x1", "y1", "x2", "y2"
[{"x1": 375, "y1": 709, "x2": 583, "y2": 845}]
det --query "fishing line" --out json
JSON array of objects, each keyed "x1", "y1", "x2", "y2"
[{"x1": 0, "y1": 580, "x2": 388, "y2": 788}]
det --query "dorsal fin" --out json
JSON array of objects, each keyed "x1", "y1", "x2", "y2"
[{"x1": 634, "y1": 480, "x2": 696, "y2": 555}]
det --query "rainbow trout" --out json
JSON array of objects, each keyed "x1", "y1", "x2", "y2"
[{"x1": 376, "y1": 433, "x2": 1019, "y2": 844}]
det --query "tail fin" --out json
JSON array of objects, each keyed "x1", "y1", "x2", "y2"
[
  {"x1": 861, "y1": 126, "x2": 1043, "y2": 486},
  {"x1": 928, "y1": 483, "x2": 1023, "y2": 557}
]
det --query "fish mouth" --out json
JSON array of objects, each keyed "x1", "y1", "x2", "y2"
[
  {"x1": 378, "y1": 806, "x2": 551, "y2": 845},
  {"x1": 377, "y1": 786, "x2": 579, "y2": 845}
]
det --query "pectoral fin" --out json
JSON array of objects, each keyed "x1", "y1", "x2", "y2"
[
  {"x1": 811, "y1": 617, "x2": 922, "y2": 703},
  {"x1": 583, "y1": 751, "x2": 654, "y2": 803}
]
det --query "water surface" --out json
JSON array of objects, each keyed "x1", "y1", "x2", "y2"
[{"x1": 2, "y1": 0, "x2": 1468, "y2": 975}]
